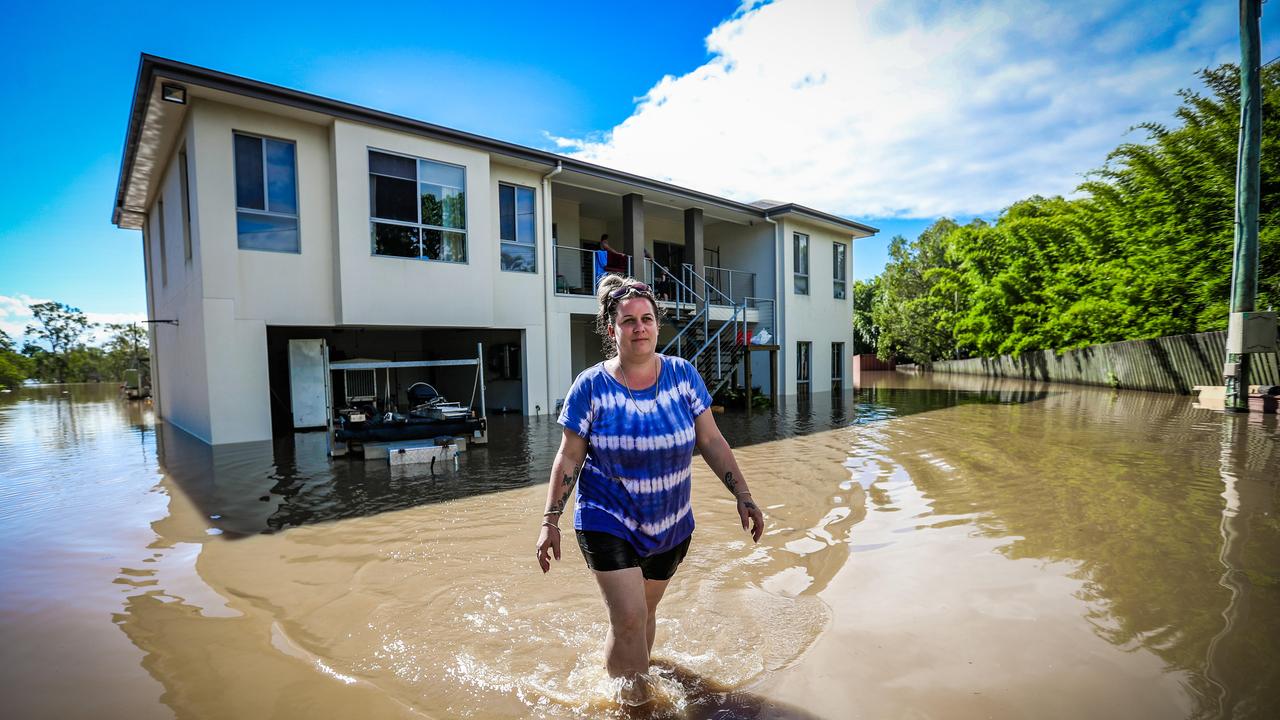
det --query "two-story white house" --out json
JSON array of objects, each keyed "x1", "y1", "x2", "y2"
[{"x1": 113, "y1": 56, "x2": 877, "y2": 445}]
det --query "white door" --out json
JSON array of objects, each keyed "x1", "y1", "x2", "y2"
[{"x1": 288, "y1": 339, "x2": 329, "y2": 429}]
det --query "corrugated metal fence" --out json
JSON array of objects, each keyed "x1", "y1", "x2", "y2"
[{"x1": 929, "y1": 331, "x2": 1280, "y2": 394}]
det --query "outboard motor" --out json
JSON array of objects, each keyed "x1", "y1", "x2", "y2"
[{"x1": 407, "y1": 382, "x2": 441, "y2": 406}]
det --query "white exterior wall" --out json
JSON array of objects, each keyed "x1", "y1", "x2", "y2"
[
  {"x1": 184, "y1": 101, "x2": 337, "y2": 443},
  {"x1": 779, "y1": 218, "x2": 854, "y2": 395},
  {"x1": 147, "y1": 117, "x2": 214, "y2": 442},
  {"x1": 150, "y1": 101, "x2": 568, "y2": 442},
  {"x1": 196, "y1": 103, "x2": 337, "y2": 326},
  {"x1": 490, "y1": 161, "x2": 550, "y2": 415},
  {"x1": 711, "y1": 221, "x2": 775, "y2": 291},
  {"x1": 137, "y1": 93, "x2": 868, "y2": 443},
  {"x1": 710, "y1": 220, "x2": 777, "y2": 394},
  {"x1": 331, "y1": 120, "x2": 496, "y2": 327}
]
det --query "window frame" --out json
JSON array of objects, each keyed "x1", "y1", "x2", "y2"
[
  {"x1": 793, "y1": 232, "x2": 809, "y2": 295},
  {"x1": 833, "y1": 242, "x2": 847, "y2": 299},
  {"x1": 831, "y1": 341, "x2": 844, "y2": 389},
  {"x1": 498, "y1": 182, "x2": 537, "y2": 273},
  {"x1": 179, "y1": 149, "x2": 193, "y2": 264},
  {"x1": 232, "y1": 131, "x2": 301, "y2": 254},
  {"x1": 157, "y1": 198, "x2": 168, "y2": 287},
  {"x1": 368, "y1": 147, "x2": 469, "y2": 265},
  {"x1": 796, "y1": 340, "x2": 811, "y2": 394}
]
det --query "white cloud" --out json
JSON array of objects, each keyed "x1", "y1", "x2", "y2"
[
  {"x1": 0, "y1": 294, "x2": 145, "y2": 347},
  {"x1": 0, "y1": 294, "x2": 49, "y2": 343},
  {"x1": 554, "y1": 0, "x2": 1266, "y2": 219}
]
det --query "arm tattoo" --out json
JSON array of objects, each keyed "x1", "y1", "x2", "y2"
[
  {"x1": 721, "y1": 471, "x2": 738, "y2": 495},
  {"x1": 546, "y1": 464, "x2": 581, "y2": 514}
]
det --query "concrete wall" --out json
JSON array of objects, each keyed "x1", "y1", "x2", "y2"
[
  {"x1": 710, "y1": 220, "x2": 775, "y2": 300},
  {"x1": 182, "y1": 100, "x2": 337, "y2": 443},
  {"x1": 779, "y1": 218, "x2": 854, "y2": 395},
  {"x1": 331, "y1": 120, "x2": 495, "y2": 327},
  {"x1": 490, "y1": 161, "x2": 551, "y2": 414},
  {"x1": 193, "y1": 102, "x2": 337, "y2": 327},
  {"x1": 147, "y1": 116, "x2": 214, "y2": 442}
]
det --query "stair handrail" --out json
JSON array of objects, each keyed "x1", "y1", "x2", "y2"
[
  {"x1": 646, "y1": 258, "x2": 702, "y2": 319},
  {"x1": 704, "y1": 264, "x2": 756, "y2": 306},
  {"x1": 691, "y1": 302, "x2": 748, "y2": 383},
  {"x1": 681, "y1": 263, "x2": 736, "y2": 307},
  {"x1": 661, "y1": 303, "x2": 709, "y2": 359}
]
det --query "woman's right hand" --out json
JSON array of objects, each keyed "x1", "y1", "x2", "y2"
[{"x1": 535, "y1": 524, "x2": 561, "y2": 573}]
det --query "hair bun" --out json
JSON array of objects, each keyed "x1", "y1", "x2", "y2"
[{"x1": 595, "y1": 274, "x2": 627, "y2": 305}]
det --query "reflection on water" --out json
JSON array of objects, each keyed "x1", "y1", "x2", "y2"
[
  {"x1": 1, "y1": 377, "x2": 1278, "y2": 719},
  {"x1": 151, "y1": 414, "x2": 566, "y2": 537},
  {"x1": 153, "y1": 382, "x2": 1052, "y2": 538}
]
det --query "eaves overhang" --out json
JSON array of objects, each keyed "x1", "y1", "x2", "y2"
[
  {"x1": 113, "y1": 55, "x2": 879, "y2": 236},
  {"x1": 763, "y1": 204, "x2": 879, "y2": 237}
]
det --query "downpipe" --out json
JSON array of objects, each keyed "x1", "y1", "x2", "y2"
[{"x1": 541, "y1": 161, "x2": 563, "y2": 417}]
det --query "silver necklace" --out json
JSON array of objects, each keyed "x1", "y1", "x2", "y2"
[{"x1": 618, "y1": 356, "x2": 658, "y2": 414}]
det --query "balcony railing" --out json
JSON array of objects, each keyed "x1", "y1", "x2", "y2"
[
  {"x1": 644, "y1": 258, "x2": 701, "y2": 320},
  {"x1": 682, "y1": 264, "x2": 756, "y2": 306},
  {"x1": 554, "y1": 245, "x2": 630, "y2": 296}
]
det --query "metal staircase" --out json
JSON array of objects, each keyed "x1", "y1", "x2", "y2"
[{"x1": 647, "y1": 260, "x2": 756, "y2": 398}]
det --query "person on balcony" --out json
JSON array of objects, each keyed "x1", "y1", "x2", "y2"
[
  {"x1": 534, "y1": 275, "x2": 765, "y2": 705},
  {"x1": 598, "y1": 234, "x2": 629, "y2": 273}
]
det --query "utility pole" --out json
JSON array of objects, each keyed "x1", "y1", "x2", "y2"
[{"x1": 1224, "y1": 0, "x2": 1263, "y2": 412}]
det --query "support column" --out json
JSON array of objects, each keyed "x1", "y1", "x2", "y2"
[
  {"x1": 685, "y1": 207, "x2": 705, "y2": 312},
  {"x1": 623, "y1": 193, "x2": 645, "y2": 282}
]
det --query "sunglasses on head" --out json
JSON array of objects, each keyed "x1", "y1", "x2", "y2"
[{"x1": 608, "y1": 282, "x2": 652, "y2": 299}]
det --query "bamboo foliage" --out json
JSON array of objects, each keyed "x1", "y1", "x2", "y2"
[{"x1": 871, "y1": 65, "x2": 1279, "y2": 364}]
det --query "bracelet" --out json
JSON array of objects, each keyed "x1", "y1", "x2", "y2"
[
  {"x1": 543, "y1": 510, "x2": 563, "y2": 517},
  {"x1": 541, "y1": 521, "x2": 561, "y2": 531},
  {"x1": 735, "y1": 491, "x2": 753, "y2": 498}
]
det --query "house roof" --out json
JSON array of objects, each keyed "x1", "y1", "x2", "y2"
[{"x1": 113, "y1": 55, "x2": 878, "y2": 237}]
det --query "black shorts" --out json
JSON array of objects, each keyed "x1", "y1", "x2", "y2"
[{"x1": 575, "y1": 530, "x2": 692, "y2": 581}]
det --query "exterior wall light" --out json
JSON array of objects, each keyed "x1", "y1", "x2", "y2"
[{"x1": 161, "y1": 83, "x2": 187, "y2": 104}]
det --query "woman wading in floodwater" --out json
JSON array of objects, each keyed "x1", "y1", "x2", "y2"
[{"x1": 535, "y1": 274, "x2": 765, "y2": 703}]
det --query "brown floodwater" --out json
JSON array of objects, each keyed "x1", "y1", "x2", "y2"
[{"x1": 1, "y1": 374, "x2": 1277, "y2": 719}]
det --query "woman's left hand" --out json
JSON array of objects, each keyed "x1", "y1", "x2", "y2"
[{"x1": 737, "y1": 494, "x2": 764, "y2": 542}]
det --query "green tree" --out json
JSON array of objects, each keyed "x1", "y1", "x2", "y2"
[
  {"x1": 851, "y1": 277, "x2": 880, "y2": 355},
  {"x1": 866, "y1": 63, "x2": 1279, "y2": 361},
  {"x1": 23, "y1": 301, "x2": 94, "y2": 383},
  {"x1": 0, "y1": 330, "x2": 33, "y2": 389},
  {"x1": 871, "y1": 220, "x2": 961, "y2": 363},
  {"x1": 101, "y1": 322, "x2": 148, "y2": 381}
]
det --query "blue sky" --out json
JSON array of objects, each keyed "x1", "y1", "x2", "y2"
[{"x1": 1, "y1": 0, "x2": 1276, "y2": 339}]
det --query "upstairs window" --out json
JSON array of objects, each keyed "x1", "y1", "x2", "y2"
[
  {"x1": 833, "y1": 242, "x2": 847, "y2": 299},
  {"x1": 499, "y1": 183, "x2": 536, "y2": 272},
  {"x1": 233, "y1": 132, "x2": 299, "y2": 253},
  {"x1": 794, "y1": 232, "x2": 809, "y2": 295},
  {"x1": 369, "y1": 149, "x2": 467, "y2": 263}
]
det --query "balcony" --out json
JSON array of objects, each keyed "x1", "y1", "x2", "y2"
[{"x1": 553, "y1": 245, "x2": 630, "y2": 296}]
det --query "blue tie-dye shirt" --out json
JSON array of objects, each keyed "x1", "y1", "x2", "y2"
[{"x1": 557, "y1": 354, "x2": 713, "y2": 556}]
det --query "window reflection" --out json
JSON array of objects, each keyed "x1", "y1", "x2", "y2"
[
  {"x1": 372, "y1": 223, "x2": 418, "y2": 258},
  {"x1": 499, "y1": 183, "x2": 536, "y2": 273},
  {"x1": 368, "y1": 150, "x2": 467, "y2": 263},
  {"x1": 234, "y1": 132, "x2": 299, "y2": 253}
]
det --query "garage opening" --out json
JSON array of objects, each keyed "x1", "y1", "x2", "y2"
[{"x1": 266, "y1": 326, "x2": 524, "y2": 435}]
